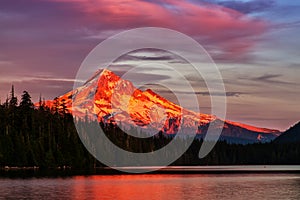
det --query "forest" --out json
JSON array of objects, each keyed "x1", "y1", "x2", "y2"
[{"x1": 0, "y1": 87, "x2": 299, "y2": 169}]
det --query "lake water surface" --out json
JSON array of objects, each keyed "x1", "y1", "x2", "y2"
[{"x1": 1, "y1": 173, "x2": 300, "y2": 199}]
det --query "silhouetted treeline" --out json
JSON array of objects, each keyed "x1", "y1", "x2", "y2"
[
  {"x1": 0, "y1": 87, "x2": 299, "y2": 169},
  {"x1": 0, "y1": 86, "x2": 95, "y2": 169},
  {"x1": 96, "y1": 121, "x2": 300, "y2": 166}
]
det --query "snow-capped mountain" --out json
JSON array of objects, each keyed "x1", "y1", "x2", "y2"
[{"x1": 40, "y1": 69, "x2": 281, "y2": 144}]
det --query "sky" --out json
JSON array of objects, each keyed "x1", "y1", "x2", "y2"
[{"x1": 0, "y1": 0, "x2": 299, "y2": 131}]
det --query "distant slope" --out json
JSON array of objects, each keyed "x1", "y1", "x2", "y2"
[{"x1": 274, "y1": 122, "x2": 300, "y2": 143}]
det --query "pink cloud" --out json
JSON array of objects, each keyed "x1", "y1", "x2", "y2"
[{"x1": 51, "y1": 0, "x2": 268, "y2": 57}]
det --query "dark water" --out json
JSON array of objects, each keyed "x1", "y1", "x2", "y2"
[{"x1": 0, "y1": 173, "x2": 300, "y2": 200}]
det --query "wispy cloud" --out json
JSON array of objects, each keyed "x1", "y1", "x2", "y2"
[
  {"x1": 252, "y1": 74, "x2": 294, "y2": 85},
  {"x1": 216, "y1": 0, "x2": 275, "y2": 14},
  {"x1": 159, "y1": 90, "x2": 246, "y2": 97}
]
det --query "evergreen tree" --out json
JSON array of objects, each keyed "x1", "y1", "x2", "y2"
[
  {"x1": 20, "y1": 91, "x2": 34, "y2": 109},
  {"x1": 9, "y1": 85, "x2": 18, "y2": 108}
]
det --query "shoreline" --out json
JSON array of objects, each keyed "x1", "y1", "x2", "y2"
[{"x1": 1, "y1": 165, "x2": 300, "y2": 177}]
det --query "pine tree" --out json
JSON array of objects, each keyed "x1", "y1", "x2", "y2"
[
  {"x1": 20, "y1": 91, "x2": 34, "y2": 109},
  {"x1": 52, "y1": 97, "x2": 59, "y2": 113},
  {"x1": 9, "y1": 85, "x2": 18, "y2": 107}
]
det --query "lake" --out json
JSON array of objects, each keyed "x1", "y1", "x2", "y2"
[{"x1": 0, "y1": 172, "x2": 300, "y2": 199}]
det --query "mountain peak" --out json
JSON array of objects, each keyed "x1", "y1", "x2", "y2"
[
  {"x1": 100, "y1": 68, "x2": 119, "y2": 79},
  {"x1": 84, "y1": 69, "x2": 119, "y2": 85}
]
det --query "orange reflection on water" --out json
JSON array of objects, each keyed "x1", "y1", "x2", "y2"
[
  {"x1": 71, "y1": 174, "x2": 196, "y2": 200},
  {"x1": 70, "y1": 173, "x2": 300, "y2": 200}
]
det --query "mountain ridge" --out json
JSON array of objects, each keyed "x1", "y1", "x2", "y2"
[{"x1": 274, "y1": 121, "x2": 300, "y2": 143}]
